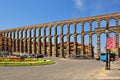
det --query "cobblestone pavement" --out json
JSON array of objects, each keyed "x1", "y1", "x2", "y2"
[{"x1": 0, "y1": 58, "x2": 107, "y2": 80}]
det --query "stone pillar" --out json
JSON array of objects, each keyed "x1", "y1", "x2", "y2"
[
  {"x1": 24, "y1": 30, "x2": 27, "y2": 53},
  {"x1": 81, "y1": 34, "x2": 84, "y2": 56},
  {"x1": 74, "y1": 23, "x2": 77, "y2": 34},
  {"x1": 60, "y1": 35, "x2": 64, "y2": 58},
  {"x1": 43, "y1": 37, "x2": 46, "y2": 56},
  {"x1": 54, "y1": 27, "x2": 57, "y2": 57},
  {"x1": 116, "y1": 18, "x2": 118, "y2": 27},
  {"x1": 82, "y1": 22, "x2": 84, "y2": 32},
  {"x1": 74, "y1": 23, "x2": 77, "y2": 56},
  {"x1": 10, "y1": 32, "x2": 12, "y2": 51},
  {"x1": 89, "y1": 34, "x2": 93, "y2": 58},
  {"x1": 28, "y1": 30, "x2": 32, "y2": 54},
  {"x1": 43, "y1": 28, "x2": 46, "y2": 56},
  {"x1": 67, "y1": 35, "x2": 70, "y2": 57},
  {"x1": 37, "y1": 28, "x2": 41, "y2": 54},
  {"x1": 20, "y1": 31, "x2": 23, "y2": 53},
  {"x1": 33, "y1": 28, "x2": 36, "y2": 54},
  {"x1": 49, "y1": 28, "x2": 52, "y2": 56},
  {"x1": 98, "y1": 20, "x2": 100, "y2": 28},
  {"x1": 116, "y1": 33, "x2": 119, "y2": 56},
  {"x1": 38, "y1": 37, "x2": 41, "y2": 54},
  {"x1": 55, "y1": 36, "x2": 58, "y2": 57},
  {"x1": 81, "y1": 23, "x2": 84, "y2": 55},
  {"x1": 90, "y1": 21, "x2": 92, "y2": 31},
  {"x1": 12, "y1": 31, "x2": 16, "y2": 52},
  {"x1": 6, "y1": 32, "x2": 9, "y2": 37},
  {"x1": 74, "y1": 34, "x2": 77, "y2": 55},
  {"x1": 67, "y1": 24, "x2": 70, "y2": 57},
  {"x1": 97, "y1": 34, "x2": 100, "y2": 56},
  {"x1": 60, "y1": 25, "x2": 64, "y2": 58},
  {"x1": 48, "y1": 36, "x2": 52, "y2": 56},
  {"x1": 16, "y1": 31, "x2": 19, "y2": 52}
]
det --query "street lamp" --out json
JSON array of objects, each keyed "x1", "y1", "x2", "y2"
[{"x1": 105, "y1": 26, "x2": 111, "y2": 70}]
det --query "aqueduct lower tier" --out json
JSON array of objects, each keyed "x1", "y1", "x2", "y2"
[{"x1": 0, "y1": 13, "x2": 120, "y2": 58}]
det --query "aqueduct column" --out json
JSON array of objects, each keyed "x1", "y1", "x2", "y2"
[
  {"x1": 12, "y1": 31, "x2": 16, "y2": 52},
  {"x1": 97, "y1": 33, "x2": 100, "y2": 55},
  {"x1": 43, "y1": 28, "x2": 46, "y2": 55},
  {"x1": 60, "y1": 25, "x2": 64, "y2": 57},
  {"x1": 116, "y1": 32, "x2": 119, "y2": 56},
  {"x1": 81, "y1": 22, "x2": 84, "y2": 55},
  {"x1": 74, "y1": 23, "x2": 77, "y2": 55},
  {"x1": 28, "y1": 29, "x2": 32, "y2": 54},
  {"x1": 89, "y1": 22, "x2": 93, "y2": 58},
  {"x1": 38, "y1": 28, "x2": 41, "y2": 54},
  {"x1": 116, "y1": 18, "x2": 119, "y2": 27},
  {"x1": 9, "y1": 32, "x2": 12, "y2": 51},
  {"x1": 49, "y1": 28, "x2": 52, "y2": 56},
  {"x1": 16, "y1": 31, "x2": 19, "y2": 52},
  {"x1": 54, "y1": 27, "x2": 58, "y2": 57},
  {"x1": 24, "y1": 30, "x2": 27, "y2": 53},
  {"x1": 20, "y1": 31, "x2": 23, "y2": 53},
  {"x1": 67, "y1": 24, "x2": 70, "y2": 57},
  {"x1": 89, "y1": 34, "x2": 93, "y2": 57},
  {"x1": 33, "y1": 28, "x2": 36, "y2": 54}
]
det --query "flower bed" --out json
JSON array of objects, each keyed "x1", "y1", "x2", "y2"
[{"x1": 0, "y1": 57, "x2": 55, "y2": 66}]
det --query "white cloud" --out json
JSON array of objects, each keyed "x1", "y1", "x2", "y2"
[{"x1": 74, "y1": 0, "x2": 84, "y2": 11}]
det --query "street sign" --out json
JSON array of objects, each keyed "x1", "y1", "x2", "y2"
[{"x1": 107, "y1": 36, "x2": 116, "y2": 49}]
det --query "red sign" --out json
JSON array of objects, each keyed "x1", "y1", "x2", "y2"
[{"x1": 107, "y1": 36, "x2": 116, "y2": 49}]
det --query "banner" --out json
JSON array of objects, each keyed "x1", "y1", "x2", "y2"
[{"x1": 106, "y1": 36, "x2": 116, "y2": 49}]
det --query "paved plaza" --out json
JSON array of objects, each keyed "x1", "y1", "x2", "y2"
[{"x1": 0, "y1": 58, "x2": 120, "y2": 80}]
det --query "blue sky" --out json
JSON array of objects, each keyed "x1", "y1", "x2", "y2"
[
  {"x1": 0, "y1": 0, "x2": 120, "y2": 53},
  {"x1": 0, "y1": 0, "x2": 120, "y2": 29}
]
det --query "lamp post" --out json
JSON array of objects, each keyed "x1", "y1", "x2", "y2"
[{"x1": 105, "y1": 26, "x2": 111, "y2": 70}]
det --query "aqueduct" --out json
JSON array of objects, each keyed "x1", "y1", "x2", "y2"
[{"x1": 0, "y1": 13, "x2": 120, "y2": 58}]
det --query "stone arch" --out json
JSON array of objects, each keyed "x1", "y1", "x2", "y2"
[
  {"x1": 109, "y1": 32, "x2": 116, "y2": 37},
  {"x1": 84, "y1": 34, "x2": 89, "y2": 45},
  {"x1": 63, "y1": 35, "x2": 67, "y2": 56},
  {"x1": 46, "y1": 37, "x2": 49, "y2": 55},
  {"x1": 109, "y1": 18, "x2": 116, "y2": 27},
  {"x1": 31, "y1": 29, "x2": 34, "y2": 37},
  {"x1": 92, "y1": 34, "x2": 97, "y2": 54},
  {"x1": 100, "y1": 20, "x2": 107, "y2": 28},
  {"x1": 41, "y1": 27, "x2": 44, "y2": 36},
  {"x1": 77, "y1": 34, "x2": 81, "y2": 44},
  {"x1": 41, "y1": 37, "x2": 44, "y2": 54},
  {"x1": 76, "y1": 23, "x2": 82, "y2": 33},
  {"x1": 27, "y1": 29, "x2": 30, "y2": 38},
  {"x1": 57, "y1": 25, "x2": 61, "y2": 35},
  {"x1": 57, "y1": 36, "x2": 60, "y2": 56},
  {"x1": 36, "y1": 28, "x2": 39, "y2": 37},
  {"x1": 46, "y1": 27, "x2": 49, "y2": 36},
  {"x1": 84, "y1": 22, "x2": 90, "y2": 32},
  {"x1": 63, "y1": 24, "x2": 68, "y2": 34},
  {"x1": 51, "y1": 26, "x2": 55, "y2": 36},
  {"x1": 70, "y1": 35, "x2": 74, "y2": 55},
  {"x1": 92, "y1": 21, "x2": 98, "y2": 31},
  {"x1": 18, "y1": 31, "x2": 21, "y2": 38},
  {"x1": 70, "y1": 23, "x2": 74, "y2": 34},
  {"x1": 77, "y1": 34, "x2": 81, "y2": 55},
  {"x1": 51, "y1": 36, "x2": 54, "y2": 55},
  {"x1": 118, "y1": 18, "x2": 120, "y2": 26},
  {"x1": 100, "y1": 33, "x2": 106, "y2": 53},
  {"x1": 83, "y1": 34, "x2": 89, "y2": 55}
]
